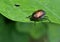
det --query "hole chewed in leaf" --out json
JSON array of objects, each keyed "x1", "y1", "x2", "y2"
[{"x1": 15, "y1": 4, "x2": 20, "y2": 7}]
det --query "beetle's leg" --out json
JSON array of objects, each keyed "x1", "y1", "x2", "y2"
[
  {"x1": 42, "y1": 16, "x2": 51, "y2": 22},
  {"x1": 44, "y1": 16, "x2": 48, "y2": 18}
]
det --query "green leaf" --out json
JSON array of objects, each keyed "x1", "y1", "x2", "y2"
[
  {"x1": 29, "y1": 22, "x2": 47, "y2": 39},
  {"x1": 12, "y1": 31, "x2": 29, "y2": 42},
  {"x1": 0, "y1": 14, "x2": 5, "y2": 32},
  {"x1": 16, "y1": 22, "x2": 47, "y2": 39},
  {"x1": 0, "y1": 0, "x2": 60, "y2": 24},
  {"x1": 48, "y1": 23, "x2": 60, "y2": 42},
  {"x1": 0, "y1": 15, "x2": 29, "y2": 42}
]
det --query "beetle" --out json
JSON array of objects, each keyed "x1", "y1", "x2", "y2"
[
  {"x1": 27, "y1": 9, "x2": 51, "y2": 22},
  {"x1": 27, "y1": 10, "x2": 45, "y2": 21}
]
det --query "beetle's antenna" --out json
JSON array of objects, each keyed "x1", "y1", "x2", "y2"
[{"x1": 26, "y1": 15, "x2": 31, "y2": 18}]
